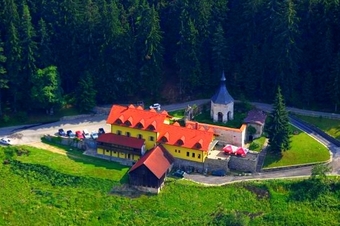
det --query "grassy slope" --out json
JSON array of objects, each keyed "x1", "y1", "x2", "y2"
[
  {"x1": 295, "y1": 115, "x2": 340, "y2": 139},
  {"x1": 1, "y1": 146, "x2": 339, "y2": 225},
  {"x1": 264, "y1": 128, "x2": 330, "y2": 168}
]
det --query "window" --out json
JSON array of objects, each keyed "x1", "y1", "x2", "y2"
[
  {"x1": 126, "y1": 132, "x2": 131, "y2": 137},
  {"x1": 192, "y1": 153, "x2": 195, "y2": 158},
  {"x1": 186, "y1": 152, "x2": 189, "y2": 157},
  {"x1": 113, "y1": 151, "x2": 117, "y2": 154},
  {"x1": 117, "y1": 130, "x2": 122, "y2": 135},
  {"x1": 138, "y1": 134, "x2": 143, "y2": 139},
  {"x1": 178, "y1": 150, "x2": 181, "y2": 153},
  {"x1": 175, "y1": 150, "x2": 177, "y2": 153},
  {"x1": 106, "y1": 150, "x2": 109, "y2": 152},
  {"x1": 149, "y1": 136, "x2": 154, "y2": 141},
  {"x1": 198, "y1": 154, "x2": 201, "y2": 159}
]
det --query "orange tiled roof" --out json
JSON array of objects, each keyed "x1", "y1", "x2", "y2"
[
  {"x1": 97, "y1": 133, "x2": 145, "y2": 149},
  {"x1": 158, "y1": 124, "x2": 214, "y2": 151},
  {"x1": 129, "y1": 145, "x2": 174, "y2": 179},
  {"x1": 186, "y1": 120, "x2": 247, "y2": 133},
  {"x1": 107, "y1": 105, "x2": 170, "y2": 132}
]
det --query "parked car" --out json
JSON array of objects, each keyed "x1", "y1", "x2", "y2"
[
  {"x1": 98, "y1": 128, "x2": 105, "y2": 135},
  {"x1": 67, "y1": 130, "x2": 75, "y2": 138},
  {"x1": 149, "y1": 103, "x2": 161, "y2": 111},
  {"x1": 91, "y1": 131, "x2": 99, "y2": 139},
  {"x1": 75, "y1": 131, "x2": 84, "y2": 139},
  {"x1": 211, "y1": 169, "x2": 226, "y2": 177},
  {"x1": 172, "y1": 169, "x2": 185, "y2": 178},
  {"x1": 83, "y1": 129, "x2": 91, "y2": 139},
  {"x1": 0, "y1": 137, "x2": 11, "y2": 145},
  {"x1": 58, "y1": 128, "x2": 66, "y2": 136}
]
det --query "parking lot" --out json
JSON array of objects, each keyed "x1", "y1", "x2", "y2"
[{"x1": 0, "y1": 114, "x2": 110, "y2": 146}]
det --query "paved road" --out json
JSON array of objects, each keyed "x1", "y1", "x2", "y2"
[
  {"x1": 1, "y1": 99, "x2": 339, "y2": 185},
  {"x1": 0, "y1": 100, "x2": 211, "y2": 145}
]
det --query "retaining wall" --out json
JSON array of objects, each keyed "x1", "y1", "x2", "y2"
[{"x1": 228, "y1": 152, "x2": 259, "y2": 173}]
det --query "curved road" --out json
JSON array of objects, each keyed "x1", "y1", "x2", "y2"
[{"x1": 1, "y1": 99, "x2": 339, "y2": 185}]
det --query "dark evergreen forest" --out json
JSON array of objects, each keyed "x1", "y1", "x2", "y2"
[{"x1": 0, "y1": 0, "x2": 340, "y2": 115}]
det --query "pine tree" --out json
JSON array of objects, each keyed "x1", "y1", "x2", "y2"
[
  {"x1": 267, "y1": 87, "x2": 291, "y2": 154},
  {"x1": 329, "y1": 51, "x2": 340, "y2": 112},
  {"x1": 30, "y1": 66, "x2": 63, "y2": 114},
  {"x1": 0, "y1": 34, "x2": 8, "y2": 116},
  {"x1": 136, "y1": 4, "x2": 163, "y2": 97},
  {"x1": 19, "y1": 2, "x2": 37, "y2": 110},
  {"x1": 75, "y1": 71, "x2": 96, "y2": 113}
]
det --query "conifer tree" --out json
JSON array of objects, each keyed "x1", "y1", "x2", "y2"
[
  {"x1": 30, "y1": 66, "x2": 63, "y2": 114},
  {"x1": 75, "y1": 72, "x2": 96, "y2": 113},
  {"x1": 329, "y1": 51, "x2": 340, "y2": 112},
  {"x1": 267, "y1": 86, "x2": 291, "y2": 154},
  {"x1": 0, "y1": 34, "x2": 8, "y2": 116}
]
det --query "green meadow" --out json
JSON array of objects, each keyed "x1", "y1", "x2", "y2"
[{"x1": 1, "y1": 146, "x2": 339, "y2": 226}]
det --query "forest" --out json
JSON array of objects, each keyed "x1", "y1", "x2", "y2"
[{"x1": 0, "y1": 0, "x2": 340, "y2": 115}]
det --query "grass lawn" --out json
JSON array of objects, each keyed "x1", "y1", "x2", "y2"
[
  {"x1": 168, "y1": 109, "x2": 185, "y2": 118},
  {"x1": 295, "y1": 115, "x2": 340, "y2": 139},
  {"x1": 263, "y1": 127, "x2": 330, "y2": 168},
  {"x1": 15, "y1": 145, "x2": 129, "y2": 182},
  {"x1": 248, "y1": 137, "x2": 267, "y2": 152},
  {"x1": 1, "y1": 145, "x2": 340, "y2": 225}
]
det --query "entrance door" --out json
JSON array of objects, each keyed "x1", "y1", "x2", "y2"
[{"x1": 218, "y1": 112, "x2": 223, "y2": 122}]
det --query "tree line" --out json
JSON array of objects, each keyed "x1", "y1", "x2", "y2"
[{"x1": 0, "y1": 0, "x2": 340, "y2": 116}]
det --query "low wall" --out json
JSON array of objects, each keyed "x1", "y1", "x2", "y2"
[
  {"x1": 173, "y1": 158, "x2": 204, "y2": 172},
  {"x1": 44, "y1": 135, "x2": 86, "y2": 150},
  {"x1": 228, "y1": 152, "x2": 259, "y2": 173},
  {"x1": 204, "y1": 158, "x2": 230, "y2": 172}
]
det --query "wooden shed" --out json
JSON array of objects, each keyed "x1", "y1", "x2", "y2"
[{"x1": 128, "y1": 145, "x2": 174, "y2": 193}]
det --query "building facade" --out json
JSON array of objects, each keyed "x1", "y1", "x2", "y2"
[{"x1": 211, "y1": 71, "x2": 234, "y2": 123}]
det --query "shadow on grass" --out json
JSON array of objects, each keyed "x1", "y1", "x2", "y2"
[
  {"x1": 262, "y1": 151, "x2": 283, "y2": 168},
  {"x1": 41, "y1": 138, "x2": 130, "y2": 174},
  {"x1": 288, "y1": 179, "x2": 331, "y2": 201}
]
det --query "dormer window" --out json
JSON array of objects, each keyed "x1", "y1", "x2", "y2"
[
  {"x1": 115, "y1": 119, "x2": 123, "y2": 124},
  {"x1": 160, "y1": 136, "x2": 168, "y2": 143},
  {"x1": 195, "y1": 143, "x2": 202, "y2": 149},
  {"x1": 147, "y1": 125, "x2": 155, "y2": 131},
  {"x1": 195, "y1": 139, "x2": 203, "y2": 149},
  {"x1": 124, "y1": 120, "x2": 131, "y2": 126},
  {"x1": 136, "y1": 122, "x2": 144, "y2": 129},
  {"x1": 176, "y1": 139, "x2": 184, "y2": 146}
]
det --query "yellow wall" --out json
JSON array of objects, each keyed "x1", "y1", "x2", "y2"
[
  {"x1": 162, "y1": 144, "x2": 207, "y2": 163},
  {"x1": 97, "y1": 148, "x2": 140, "y2": 161},
  {"x1": 111, "y1": 125, "x2": 157, "y2": 150}
]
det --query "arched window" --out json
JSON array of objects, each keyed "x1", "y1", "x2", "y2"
[
  {"x1": 218, "y1": 112, "x2": 223, "y2": 122},
  {"x1": 227, "y1": 111, "x2": 232, "y2": 121}
]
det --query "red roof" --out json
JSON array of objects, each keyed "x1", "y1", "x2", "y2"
[
  {"x1": 158, "y1": 124, "x2": 214, "y2": 151},
  {"x1": 106, "y1": 105, "x2": 170, "y2": 132},
  {"x1": 243, "y1": 109, "x2": 267, "y2": 126},
  {"x1": 97, "y1": 133, "x2": 144, "y2": 149},
  {"x1": 186, "y1": 120, "x2": 247, "y2": 132},
  {"x1": 129, "y1": 145, "x2": 174, "y2": 179}
]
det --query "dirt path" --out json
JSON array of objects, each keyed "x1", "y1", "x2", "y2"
[{"x1": 28, "y1": 142, "x2": 69, "y2": 156}]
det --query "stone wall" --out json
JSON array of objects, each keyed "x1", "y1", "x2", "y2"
[
  {"x1": 204, "y1": 158, "x2": 230, "y2": 172},
  {"x1": 133, "y1": 185, "x2": 161, "y2": 194},
  {"x1": 173, "y1": 158, "x2": 204, "y2": 172},
  {"x1": 228, "y1": 152, "x2": 259, "y2": 173},
  {"x1": 44, "y1": 135, "x2": 86, "y2": 150},
  {"x1": 213, "y1": 126, "x2": 246, "y2": 147}
]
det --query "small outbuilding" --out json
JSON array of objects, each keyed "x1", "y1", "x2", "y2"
[
  {"x1": 243, "y1": 109, "x2": 267, "y2": 140},
  {"x1": 128, "y1": 145, "x2": 174, "y2": 193},
  {"x1": 210, "y1": 71, "x2": 234, "y2": 123}
]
